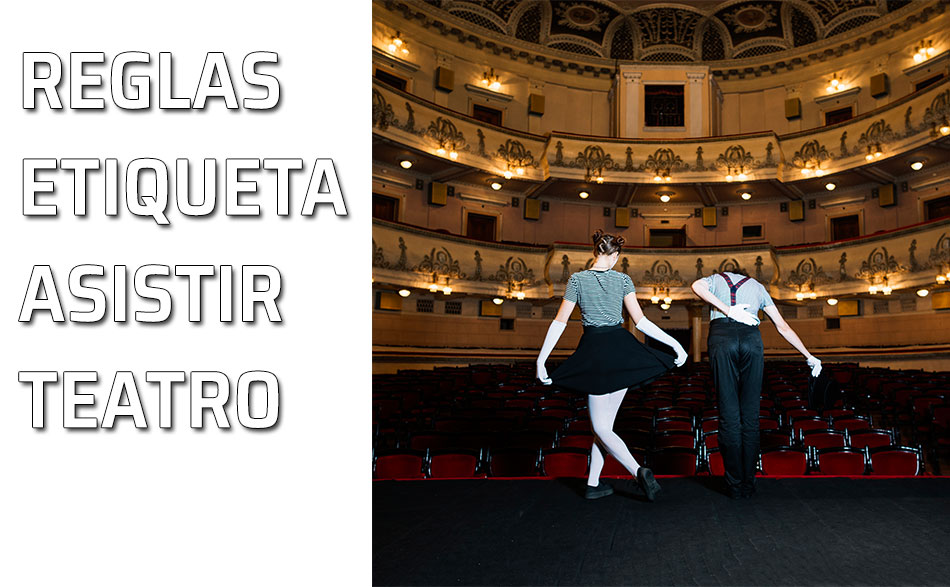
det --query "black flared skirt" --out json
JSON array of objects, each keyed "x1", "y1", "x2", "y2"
[{"x1": 551, "y1": 324, "x2": 676, "y2": 396}]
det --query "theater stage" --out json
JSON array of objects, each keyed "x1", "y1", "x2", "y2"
[{"x1": 374, "y1": 477, "x2": 950, "y2": 586}]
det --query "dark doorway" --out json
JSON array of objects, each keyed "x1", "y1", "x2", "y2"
[
  {"x1": 466, "y1": 213, "x2": 497, "y2": 241},
  {"x1": 825, "y1": 106, "x2": 853, "y2": 126},
  {"x1": 650, "y1": 228, "x2": 686, "y2": 247},
  {"x1": 372, "y1": 193, "x2": 399, "y2": 221},
  {"x1": 644, "y1": 85, "x2": 684, "y2": 127},
  {"x1": 472, "y1": 104, "x2": 503, "y2": 126},
  {"x1": 925, "y1": 195, "x2": 950, "y2": 220},
  {"x1": 831, "y1": 215, "x2": 860, "y2": 241},
  {"x1": 916, "y1": 74, "x2": 945, "y2": 93},
  {"x1": 374, "y1": 68, "x2": 407, "y2": 92}
]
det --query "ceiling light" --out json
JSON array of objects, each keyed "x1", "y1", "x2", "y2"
[
  {"x1": 492, "y1": 297, "x2": 504, "y2": 305},
  {"x1": 579, "y1": 191, "x2": 589, "y2": 199},
  {"x1": 660, "y1": 303, "x2": 670, "y2": 310},
  {"x1": 825, "y1": 183, "x2": 836, "y2": 191},
  {"x1": 398, "y1": 289, "x2": 411, "y2": 297},
  {"x1": 660, "y1": 194, "x2": 670, "y2": 203},
  {"x1": 910, "y1": 161, "x2": 924, "y2": 171},
  {"x1": 399, "y1": 159, "x2": 413, "y2": 169},
  {"x1": 489, "y1": 181, "x2": 502, "y2": 191},
  {"x1": 917, "y1": 289, "x2": 929, "y2": 297},
  {"x1": 827, "y1": 298, "x2": 838, "y2": 306},
  {"x1": 740, "y1": 191, "x2": 752, "y2": 200},
  {"x1": 503, "y1": 170, "x2": 513, "y2": 179}
]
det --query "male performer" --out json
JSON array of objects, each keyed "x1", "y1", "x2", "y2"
[{"x1": 691, "y1": 272, "x2": 820, "y2": 499}]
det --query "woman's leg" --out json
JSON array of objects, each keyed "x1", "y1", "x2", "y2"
[{"x1": 588, "y1": 388, "x2": 639, "y2": 486}]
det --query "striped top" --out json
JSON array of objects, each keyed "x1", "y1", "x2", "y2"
[
  {"x1": 702, "y1": 272, "x2": 775, "y2": 324},
  {"x1": 563, "y1": 270, "x2": 635, "y2": 327}
]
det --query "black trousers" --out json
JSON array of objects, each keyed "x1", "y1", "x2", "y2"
[{"x1": 708, "y1": 319, "x2": 764, "y2": 491}]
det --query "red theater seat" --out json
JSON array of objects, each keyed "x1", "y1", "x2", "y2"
[
  {"x1": 706, "y1": 448, "x2": 724, "y2": 475},
  {"x1": 488, "y1": 449, "x2": 541, "y2": 477},
  {"x1": 654, "y1": 430, "x2": 697, "y2": 449},
  {"x1": 869, "y1": 446, "x2": 921, "y2": 476},
  {"x1": 849, "y1": 429, "x2": 894, "y2": 450},
  {"x1": 761, "y1": 448, "x2": 808, "y2": 476},
  {"x1": 541, "y1": 448, "x2": 589, "y2": 477},
  {"x1": 428, "y1": 451, "x2": 480, "y2": 478},
  {"x1": 558, "y1": 433, "x2": 594, "y2": 449},
  {"x1": 374, "y1": 451, "x2": 426, "y2": 479},
  {"x1": 814, "y1": 448, "x2": 867, "y2": 475},
  {"x1": 801, "y1": 429, "x2": 848, "y2": 450},
  {"x1": 650, "y1": 447, "x2": 699, "y2": 475}
]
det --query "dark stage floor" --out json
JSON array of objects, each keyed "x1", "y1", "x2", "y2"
[{"x1": 374, "y1": 477, "x2": 950, "y2": 586}]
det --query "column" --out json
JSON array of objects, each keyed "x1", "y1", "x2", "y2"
[{"x1": 686, "y1": 303, "x2": 706, "y2": 363}]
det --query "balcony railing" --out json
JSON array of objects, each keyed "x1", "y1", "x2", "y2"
[
  {"x1": 373, "y1": 217, "x2": 950, "y2": 302},
  {"x1": 373, "y1": 77, "x2": 950, "y2": 184}
]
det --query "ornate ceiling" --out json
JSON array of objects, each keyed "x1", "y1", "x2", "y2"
[{"x1": 417, "y1": 0, "x2": 916, "y2": 62}]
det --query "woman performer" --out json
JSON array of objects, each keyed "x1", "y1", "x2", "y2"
[{"x1": 536, "y1": 230, "x2": 688, "y2": 501}]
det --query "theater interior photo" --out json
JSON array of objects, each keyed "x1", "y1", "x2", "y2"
[{"x1": 371, "y1": 1, "x2": 950, "y2": 584}]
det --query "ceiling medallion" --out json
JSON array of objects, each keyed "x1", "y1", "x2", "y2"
[
  {"x1": 722, "y1": 4, "x2": 777, "y2": 33},
  {"x1": 556, "y1": 3, "x2": 610, "y2": 32}
]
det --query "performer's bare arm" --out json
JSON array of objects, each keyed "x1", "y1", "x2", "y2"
[
  {"x1": 762, "y1": 304, "x2": 818, "y2": 364},
  {"x1": 553, "y1": 299, "x2": 576, "y2": 323}
]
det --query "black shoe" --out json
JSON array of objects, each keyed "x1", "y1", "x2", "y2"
[
  {"x1": 728, "y1": 487, "x2": 743, "y2": 500},
  {"x1": 740, "y1": 485, "x2": 756, "y2": 499},
  {"x1": 637, "y1": 467, "x2": 661, "y2": 502},
  {"x1": 585, "y1": 481, "x2": 614, "y2": 500}
]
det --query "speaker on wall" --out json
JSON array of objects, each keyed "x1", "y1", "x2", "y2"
[
  {"x1": 528, "y1": 93, "x2": 545, "y2": 116},
  {"x1": 428, "y1": 182, "x2": 448, "y2": 206},
  {"x1": 878, "y1": 183, "x2": 896, "y2": 207},
  {"x1": 789, "y1": 200, "x2": 804, "y2": 222},
  {"x1": 615, "y1": 207, "x2": 630, "y2": 228},
  {"x1": 702, "y1": 207, "x2": 717, "y2": 227},
  {"x1": 524, "y1": 198, "x2": 541, "y2": 220},
  {"x1": 435, "y1": 67, "x2": 454, "y2": 92},
  {"x1": 870, "y1": 73, "x2": 888, "y2": 98},
  {"x1": 785, "y1": 98, "x2": 801, "y2": 119}
]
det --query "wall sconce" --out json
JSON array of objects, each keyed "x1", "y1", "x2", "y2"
[
  {"x1": 826, "y1": 73, "x2": 844, "y2": 93},
  {"x1": 388, "y1": 32, "x2": 409, "y2": 57},
  {"x1": 937, "y1": 117, "x2": 950, "y2": 137},
  {"x1": 481, "y1": 68, "x2": 501, "y2": 91},
  {"x1": 653, "y1": 172, "x2": 673, "y2": 182},
  {"x1": 864, "y1": 143, "x2": 883, "y2": 162},
  {"x1": 913, "y1": 40, "x2": 936, "y2": 63}
]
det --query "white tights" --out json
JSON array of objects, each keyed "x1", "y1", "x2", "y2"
[{"x1": 587, "y1": 388, "x2": 641, "y2": 487}]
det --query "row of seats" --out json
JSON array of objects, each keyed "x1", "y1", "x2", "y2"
[{"x1": 373, "y1": 444, "x2": 922, "y2": 479}]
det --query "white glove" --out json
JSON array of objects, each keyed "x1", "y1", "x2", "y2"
[
  {"x1": 727, "y1": 303, "x2": 760, "y2": 326},
  {"x1": 636, "y1": 316, "x2": 687, "y2": 367},
  {"x1": 536, "y1": 320, "x2": 566, "y2": 385},
  {"x1": 805, "y1": 354, "x2": 822, "y2": 377}
]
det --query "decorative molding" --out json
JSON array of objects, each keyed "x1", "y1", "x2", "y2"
[
  {"x1": 464, "y1": 83, "x2": 514, "y2": 103},
  {"x1": 901, "y1": 51, "x2": 950, "y2": 80},
  {"x1": 372, "y1": 45, "x2": 421, "y2": 74},
  {"x1": 814, "y1": 86, "x2": 861, "y2": 105}
]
